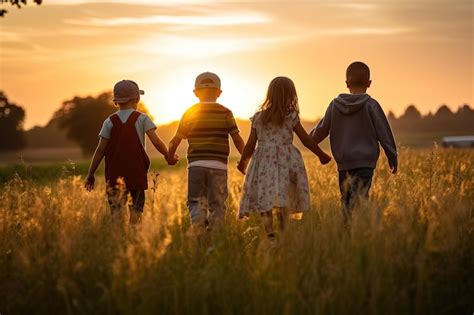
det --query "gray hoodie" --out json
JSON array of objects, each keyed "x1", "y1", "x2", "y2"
[{"x1": 311, "y1": 93, "x2": 397, "y2": 171}]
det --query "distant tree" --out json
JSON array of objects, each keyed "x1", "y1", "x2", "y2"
[
  {"x1": 387, "y1": 111, "x2": 396, "y2": 122},
  {"x1": 26, "y1": 117, "x2": 76, "y2": 149},
  {"x1": 452, "y1": 104, "x2": 474, "y2": 133},
  {"x1": 435, "y1": 105, "x2": 453, "y2": 118},
  {"x1": 0, "y1": 91, "x2": 26, "y2": 151},
  {"x1": 55, "y1": 91, "x2": 152, "y2": 155},
  {"x1": 0, "y1": 0, "x2": 42, "y2": 17},
  {"x1": 400, "y1": 105, "x2": 422, "y2": 121},
  {"x1": 462, "y1": 104, "x2": 474, "y2": 121},
  {"x1": 457, "y1": 104, "x2": 470, "y2": 113},
  {"x1": 456, "y1": 104, "x2": 473, "y2": 117}
]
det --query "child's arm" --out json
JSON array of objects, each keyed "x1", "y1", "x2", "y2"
[
  {"x1": 294, "y1": 122, "x2": 331, "y2": 165},
  {"x1": 85, "y1": 137, "x2": 109, "y2": 191},
  {"x1": 166, "y1": 113, "x2": 188, "y2": 166},
  {"x1": 227, "y1": 111, "x2": 244, "y2": 154},
  {"x1": 168, "y1": 136, "x2": 182, "y2": 166},
  {"x1": 310, "y1": 104, "x2": 332, "y2": 144},
  {"x1": 231, "y1": 132, "x2": 245, "y2": 154},
  {"x1": 369, "y1": 102, "x2": 398, "y2": 174},
  {"x1": 237, "y1": 128, "x2": 257, "y2": 175},
  {"x1": 146, "y1": 129, "x2": 177, "y2": 164}
]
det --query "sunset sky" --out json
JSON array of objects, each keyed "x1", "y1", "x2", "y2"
[{"x1": 1, "y1": 0, "x2": 472, "y2": 129}]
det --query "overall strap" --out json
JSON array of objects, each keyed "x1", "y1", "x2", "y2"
[
  {"x1": 125, "y1": 111, "x2": 141, "y2": 126},
  {"x1": 109, "y1": 114, "x2": 122, "y2": 126}
]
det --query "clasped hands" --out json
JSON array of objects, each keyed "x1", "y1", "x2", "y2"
[{"x1": 166, "y1": 153, "x2": 180, "y2": 165}]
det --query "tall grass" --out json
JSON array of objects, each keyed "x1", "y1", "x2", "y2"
[
  {"x1": 0, "y1": 148, "x2": 473, "y2": 314},
  {"x1": 0, "y1": 157, "x2": 181, "y2": 184}
]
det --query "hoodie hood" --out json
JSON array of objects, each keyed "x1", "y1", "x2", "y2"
[{"x1": 333, "y1": 93, "x2": 371, "y2": 115}]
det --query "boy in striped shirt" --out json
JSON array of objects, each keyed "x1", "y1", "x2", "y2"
[{"x1": 168, "y1": 72, "x2": 245, "y2": 231}]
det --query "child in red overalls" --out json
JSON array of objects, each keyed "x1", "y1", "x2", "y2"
[{"x1": 85, "y1": 80, "x2": 178, "y2": 224}]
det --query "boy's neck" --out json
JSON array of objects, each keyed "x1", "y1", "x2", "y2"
[
  {"x1": 118, "y1": 104, "x2": 136, "y2": 110},
  {"x1": 349, "y1": 87, "x2": 368, "y2": 94},
  {"x1": 199, "y1": 98, "x2": 218, "y2": 103}
]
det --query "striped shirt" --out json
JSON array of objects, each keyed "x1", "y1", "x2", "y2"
[{"x1": 176, "y1": 102, "x2": 240, "y2": 164}]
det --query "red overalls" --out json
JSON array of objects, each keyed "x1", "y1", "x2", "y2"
[{"x1": 104, "y1": 111, "x2": 150, "y2": 190}]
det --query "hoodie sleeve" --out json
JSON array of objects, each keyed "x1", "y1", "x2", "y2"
[
  {"x1": 310, "y1": 103, "x2": 332, "y2": 142},
  {"x1": 369, "y1": 101, "x2": 398, "y2": 167}
]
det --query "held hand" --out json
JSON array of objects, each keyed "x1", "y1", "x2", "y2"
[
  {"x1": 237, "y1": 161, "x2": 247, "y2": 175},
  {"x1": 167, "y1": 154, "x2": 179, "y2": 166},
  {"x1": 84, "y1": 174, "x2": 95, "y2": 191},
  {"x1": 318, "y1": 152, "x2": 332, "y2": 165},
  {"x1": 390, "y1": 164, "x2": 398, "y2": 174}
]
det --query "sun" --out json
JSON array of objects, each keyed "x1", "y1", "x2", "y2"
[
  {"x1": 141, "y1": 75, "x2": 196, "y2": 125},
  {"x1": 140, "y1": 69, "x2": 265, "y2": 126}
]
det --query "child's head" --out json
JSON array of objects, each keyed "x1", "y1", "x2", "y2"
[
  {"x1": 345, "y1": 61, "x2": 371, "y2": 93},
  {"x1": 260, "y1": 76, "x2": 299, "y2": 126},
  {"x1": 113, "y1": 80, "x2": 144, "y2": 108},
  {"x1": 193, "y1": 72, "x2": 222, "y2": 102}
]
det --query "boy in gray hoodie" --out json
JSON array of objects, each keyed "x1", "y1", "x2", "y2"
[{"x1": 311, "y1": 61, "x2": 397, "y2": 221}]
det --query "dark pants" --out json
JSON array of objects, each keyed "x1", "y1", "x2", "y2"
[
  {"x1": 107, "y1": 188, "x2": 146, "y2": 213},
  {"x1": 338, "y1": 167, "x2": 374, "y2": 221}
]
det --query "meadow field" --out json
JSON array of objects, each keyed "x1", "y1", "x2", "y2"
[{"x1": 0, "y1": 148, "x2": 473, "y2": 315}]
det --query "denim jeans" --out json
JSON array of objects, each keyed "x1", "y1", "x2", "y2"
[
  {"x1": 187, "y1": 167, "x2": 228, "y2": 228},
  {"x1": 338, "y1": 167, "x2": 374, "y2": 221}
]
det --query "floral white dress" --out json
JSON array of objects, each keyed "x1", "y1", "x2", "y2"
[{"x1": 239, "y1": 111, "x2": 311, "y2": 218}]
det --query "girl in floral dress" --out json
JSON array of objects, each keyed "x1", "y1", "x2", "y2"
[{"x1": 237, "y1": 76, "x2": 331, "y2": 239}]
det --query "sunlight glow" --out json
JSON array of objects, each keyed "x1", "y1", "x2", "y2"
[
  {"x1": 141, "y1": 35, "x2": 286, "y2": 59},
  {"x1": 65, "y1": 13, "x2": 270, "y2": 27},
  {"x1": 141, "y1": 69, "x2": 265, "y2": 126},
  {"x1": 3, "y1": 0, "x2": 472, "y2": 129},
  {"x1": 47, "y1": 0, "x2": 212, "y2": 5}
]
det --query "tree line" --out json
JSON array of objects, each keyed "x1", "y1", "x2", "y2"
[
  {"x1": 387, "y1": 105, "x2": 474, "y2": 134},
  {"x1": 0, "y1": 90, "x2": 473, "y2": 154},
  {"x1": 0, "y1": 91, "x2": 150, "y2": 153}
]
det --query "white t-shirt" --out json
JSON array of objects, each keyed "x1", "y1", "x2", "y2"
[
  {"x1": 99, "y1": 109, "x2": 156, "y2": 148},
  {"x1": 188, "y1": 160, "x2": 227, "y2": 171}
]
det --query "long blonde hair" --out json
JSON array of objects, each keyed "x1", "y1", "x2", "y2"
[{"x1": 260, "y1": 76, "x2": 299, "y2": 126}]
